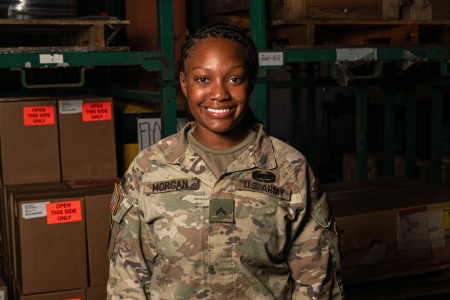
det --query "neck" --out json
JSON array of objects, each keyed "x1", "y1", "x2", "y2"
[{"x1": 192, "y1": 124, "x2": 248, "y2": 150}]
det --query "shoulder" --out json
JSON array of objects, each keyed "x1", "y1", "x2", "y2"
[
  {"x1": 269, "y1": 136, "x2": 308, "y2": 171},
  {"x1": 133, "y1": 133, "x2": 179, "y2": 167}
]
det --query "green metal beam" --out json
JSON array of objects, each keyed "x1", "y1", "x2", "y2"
[
  {"x1": 383, "y1": 85, "x2": 396, "y2": 176},
  {"x1": 355, "y1": 85, "x2": 368, "y2": 180},
  {"x1": 405, "y1": 88, "x2": 417, "y2": 179},
  {"x1": 0, "y1": 51, "x2": 166, "y2": 69},
  {"x1": 281, "y1": 46, "x2": 450, "y2": 64},
  {"x1": 93, "y1": 89, "x2": 163, "y2": 104},
  {"x1": 250, "y1": 0, "x2": 268, "y2": 128},
  {"x1": 306, "y1": 86, "x2": 317, "y2": 171},
  {"x1": 431, "y1": 87, "x2": 444, "y2": 185},
  {"x1": 158, "y1": 0, "x2": 177, "y2": 137}
]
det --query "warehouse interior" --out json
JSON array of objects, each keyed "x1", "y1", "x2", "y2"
[{"x1": 0, "y1": 0, "x2": 449, "y2": 299}]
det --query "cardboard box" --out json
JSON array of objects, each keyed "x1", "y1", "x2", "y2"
[
  {"x1": 2, "y1": 183, "x2": 68, "y2": 284},
  {"x1": 324, "y1": 176, "x2": 450, "y2": 284},
  {"x1": 17, "y1": 288, "x2": 85, "y2": 300},
  {"x1": 14, "y1": 190, "x2": 87, "y2": 294},
  {"x1": 76, "y1": 184, "x2": 114, "y2": 287},
  {"x1": 0, "y1": 98, "x2": 60, "y2": 185},
  {"x1": 87, "y1": 285, "x2": 106, "y2": 300},
  {"x1": 56, "y1": 95, "x2": 117, "y2": 181}
]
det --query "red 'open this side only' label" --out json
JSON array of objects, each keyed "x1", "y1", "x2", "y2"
[
  {"x1": 46, "y1": 200, "x2": 82, "y2": 224},
  {"x1": 82, "y1": 102, "x2": 112, "y2": 122},
  {"x1": 23, "y1": 106, "x2": 55, "y2": 126}
]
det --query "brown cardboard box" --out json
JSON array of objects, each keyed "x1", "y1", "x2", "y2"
[
  {"x1": 14, "y1": 190, "x2": 87, "y2": 295},
  {"x1": 324, "y1": 176, "x2": 450, "y2": 284},
  {"x1": 76, "y1": 184, "x2": 114, "y2": 287},
  {"x1": 56, "y1": 95, "x2": 117, "y2": 181},
  {"x1": 2, "y1": 183, "x2": 68, "y2": 286},
  {"x1": 87, "y1": 285, "x2": 106, "y2": 300},
  {"x1": 17, "y1": 288, "x2": 85, "y2": 300},
  {"x1": 0, "y1": 98, "x2": 60, "y2": 185},
  {"x1": 0, "y1": 277, "x2": 7, "y2": 300}
]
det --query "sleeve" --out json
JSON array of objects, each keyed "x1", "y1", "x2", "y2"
[
  {"x1": 288, "y1": 164, "x2": 344, "y2": 300},
  {"x1": 106, "y1": 160, "x2": 154, "y2": 300}
]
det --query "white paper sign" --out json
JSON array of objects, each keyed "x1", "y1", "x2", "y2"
[
  {"x1": 59, "y1": 100, "x2": 83, "y2": 114},
  {"x1": 137, "y1": 117, "x2": 188, "y2": 150},
  {"x1": 259, "y1": 52, "x2": 284, "y2": 66},
  {"x1": 39, "y1": 54, "x2": 64, "y2": 64},
  {"x1": 22, "y1": 202, "x2": 49, "y2": 219}
]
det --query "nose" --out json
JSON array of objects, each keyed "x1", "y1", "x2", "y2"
[{"x1": 209, "y1": 81, "x2": 230, "y2": 102}]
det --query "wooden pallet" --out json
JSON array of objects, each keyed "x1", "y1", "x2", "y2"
[
  {"x1": 0, "y1": 18, "x2": 129, "y2": 52},
  {"x1": 269, "y1": 20, "x2": 450, "y2": 49}
]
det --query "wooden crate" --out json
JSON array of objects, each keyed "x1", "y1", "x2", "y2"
[
  {"x1": 202, "y1": 0, "x2": 250, "y2": 15},
  {"x1": 268, "y1": 20, "x2": 450, "y2": 48},
  {"x1": 402, "y1": 0, "x2": 450, "y2": 20},
  {"x1": 270, "y1": 0, "x2": 401, "y2": 21},
  {"x1": 202, "y1": 0, "x2": 401, "y2": 20},
  {"x1": 0, "y1": 19, "x2": 129, "y2": 51},
  {"x1": 324, "y1": 176, "x2": 450, "y2": 284}
]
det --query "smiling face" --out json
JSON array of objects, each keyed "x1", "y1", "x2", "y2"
[{"x1": 180, "y1": 37, "x2": 251, "y2": 147}]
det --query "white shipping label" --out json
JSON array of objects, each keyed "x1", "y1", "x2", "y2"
[
  {"x1": 336, "y1": 48, "x2": 377, "y2": 62},
  {"x1": 0, "y1": 291, "x2": 4, "y2": 300},
  {"x1": 397, "y1": 209, "x2": 445, "y2": 249},
  {"x1": 259, "y1": 52, "x2": 284, "y2": 66},
  {"x1": 22, "y1": 202, "x2": 49, "y2": 219},
  {"x1": 39, "y1": 54, "x2": 64, "y2": 64},
  {"x1": 59, "y1": 100, "x2": 83, "y2": 114}
]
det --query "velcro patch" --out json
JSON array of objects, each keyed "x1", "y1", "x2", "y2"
[
  {"x1": 110, "y1": 182, "x2": 122, "y2": 215},
  {"x1": 237, "y1": 179, "x2": 291, "y2": 201},
  {"x1": 144, "y1": 177, "x2": 200, "y2": 194},
  {"x1": 209, "y1": 199, "x2": 234, "y2": 223}
]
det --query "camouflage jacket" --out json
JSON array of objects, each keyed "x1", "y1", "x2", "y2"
[{"x1": 107, "y1": 122, "x2": 344, "y2": 300}]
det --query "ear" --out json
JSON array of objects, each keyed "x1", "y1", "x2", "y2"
[{"x1": 179, "y1": 71, "x2": 188, "y2": 97}]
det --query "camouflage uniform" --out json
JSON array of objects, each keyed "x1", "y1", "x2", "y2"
[{"x1": 107, "y1": 122, "x2": 344, "y2": 300}]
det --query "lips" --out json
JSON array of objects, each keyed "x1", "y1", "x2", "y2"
[
  {"x1": 206, "y1": 107, "x2": 231, "y2": 113},
  {"x1": 204, "y1": 106, "x2": 235, "y2": 118}
]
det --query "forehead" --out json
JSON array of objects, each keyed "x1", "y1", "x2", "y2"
[{"x1": 187, "y1": 37, "x2": 245, "y2": 60}]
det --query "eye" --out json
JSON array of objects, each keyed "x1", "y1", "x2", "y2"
[
  {"x1": 195, "y1": 77, "x2": 209, "y2": 84},
  {"x1": 229, "y1": 77, "x2": 244, "y2": 85}
]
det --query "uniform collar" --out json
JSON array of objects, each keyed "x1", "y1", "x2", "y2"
[{"x1": 163, "y1": 122, "x2": 277, "y2": 170}]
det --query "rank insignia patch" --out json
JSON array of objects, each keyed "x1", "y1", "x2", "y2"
[
  {"x1": 209, "y1": 199, "x2": 234, "y2": 223},
  {"x1": 110, "y1": 182, "x2": 122, "y2": 215}
]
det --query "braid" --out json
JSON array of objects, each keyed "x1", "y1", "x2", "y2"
[{"x1": 179, "y1": 23, "x2": 259, "y2": 90}]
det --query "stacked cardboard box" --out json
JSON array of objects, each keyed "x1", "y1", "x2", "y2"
[
  {"x1": 0, "y1": 96, "x2": 115, "y2": 299},
  {"x1": 342, "y1": 152, "x2": 450, "y2": 187},
  {"x1": 324, "y1": 176, "x2": 450, "y2": 288}
]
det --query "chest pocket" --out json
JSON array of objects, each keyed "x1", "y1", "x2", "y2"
[{"x1": 234, "y1": 180, "x2": 293, "y2": 247}]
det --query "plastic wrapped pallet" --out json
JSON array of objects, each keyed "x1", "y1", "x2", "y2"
[{"x1": 5, "y1": 0, "x2": 77, "y2": 19}]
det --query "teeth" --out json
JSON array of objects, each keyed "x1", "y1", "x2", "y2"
[{"x1": 207, "y1": 108, "x2": 230, "y2": 113}]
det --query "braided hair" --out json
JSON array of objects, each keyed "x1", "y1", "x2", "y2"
[{"x1": 179, "y1": 23, "x2": 259, "y2": 92}]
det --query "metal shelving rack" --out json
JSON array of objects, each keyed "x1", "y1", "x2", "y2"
[
  {"x1": 0, "y1": 0, "x2": 178, "y2": 137},
  {"x1": 248, "y1": 0, "x2": 448, "y2": 184}
]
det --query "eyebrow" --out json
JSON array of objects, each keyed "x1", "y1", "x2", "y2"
[{"x1": 190, "y1": 65, "x2": 246, "y2": 72}]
